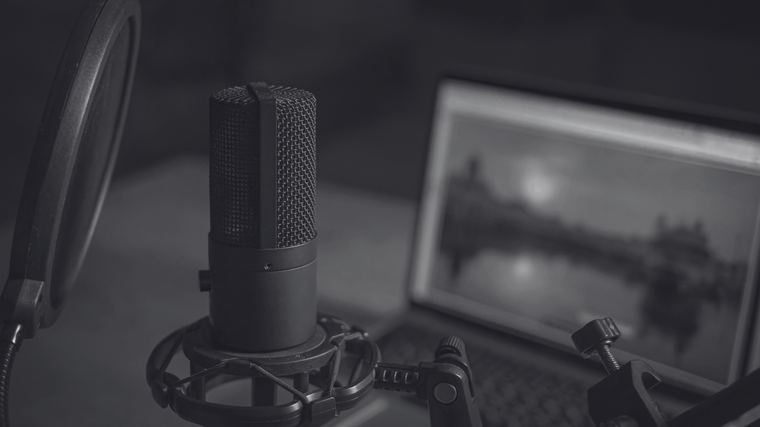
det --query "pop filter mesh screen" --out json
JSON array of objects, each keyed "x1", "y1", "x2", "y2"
[{"x1": 209, "y1": 86, "x2": 316, "y2": 249}]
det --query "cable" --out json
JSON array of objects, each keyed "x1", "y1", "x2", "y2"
[{"x1": 0, "y1": 324, "x2": 24, "y2": 427}]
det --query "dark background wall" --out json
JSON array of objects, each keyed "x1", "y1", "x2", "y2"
[{"x1": 2, "y1": 0, "x2": 760, "y2": 222}]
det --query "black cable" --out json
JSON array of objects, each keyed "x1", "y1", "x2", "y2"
[{"x1": 0, "y1": 324, "x2": 24, "y2": 427}]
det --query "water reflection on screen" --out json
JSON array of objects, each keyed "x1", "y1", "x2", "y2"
[{"x1": 432, "y1": 117, "x2": 760, "y2": 383}]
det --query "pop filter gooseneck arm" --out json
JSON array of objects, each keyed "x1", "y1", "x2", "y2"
[{"x1": 0, "y1": 325, "x2": 24, "y2": 427}]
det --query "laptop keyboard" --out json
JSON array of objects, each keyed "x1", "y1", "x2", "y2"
[{"x1": 378, "y1": 326, "x2": 594, "y2": 427}]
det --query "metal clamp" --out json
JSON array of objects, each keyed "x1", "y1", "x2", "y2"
[{"x1": 374, "y1": 336, "x2": 482, "y2": 427}]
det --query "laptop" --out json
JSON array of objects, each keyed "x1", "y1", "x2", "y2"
[{"x1": 340, "y1": 73, "x2": 760, "y2": 427}]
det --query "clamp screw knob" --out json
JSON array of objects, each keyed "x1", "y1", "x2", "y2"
[
  {"x1": 571, "y1": 317, "x2": 621, "y2": 375},
  {"x1": 436, "y1": 336, "x2": 466, "y2": 359}
]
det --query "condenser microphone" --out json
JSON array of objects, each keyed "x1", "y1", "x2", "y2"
[
  {"x1": 147, "y1": 83, "x2": 377, "y2": 427},
  {"x1": 203, "y1": 82, "x2": 317, "y2": 352}
]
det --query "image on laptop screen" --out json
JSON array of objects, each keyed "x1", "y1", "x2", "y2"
[{"x1": 410, "y1": 78, "x2": 760, "y2": 393}]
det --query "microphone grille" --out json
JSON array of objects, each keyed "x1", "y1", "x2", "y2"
[
  {"x1": 272, "y1": 86, "x2": 317, "y2": 248},
  {"x1": 209, "y1": 87, "x2": 260, "y2": 248},
  {"x1": 209, "y1": 85, "x2": 316, "y2": 249}
]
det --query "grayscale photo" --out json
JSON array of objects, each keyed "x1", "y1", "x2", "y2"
[{"x1": 3, "y1": 2, "x2": 760, "y2": 426}]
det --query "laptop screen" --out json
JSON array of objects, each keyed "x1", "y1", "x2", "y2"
[{"x1": 410, "y1": 77, "x2": 760, "y2": 393}]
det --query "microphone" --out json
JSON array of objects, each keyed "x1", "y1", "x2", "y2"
[
  {"x1": 146, "y1": 82, "x2": 379, "y2": 427},
  {"x1": 203, "y1": 82, "x2": 317, "y2": 352}
]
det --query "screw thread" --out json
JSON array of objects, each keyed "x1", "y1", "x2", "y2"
[{"x1": 597, "y1": 344, "x2": 620, "y2": 374}]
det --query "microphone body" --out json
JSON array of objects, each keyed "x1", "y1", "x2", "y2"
[{"x1": 206, "y1": 83, "x2": 317, "y2": 353}]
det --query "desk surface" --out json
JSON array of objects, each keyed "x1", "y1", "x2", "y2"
[{"x1": 0, "y1": 156, "x2": 415, "y2": 427}]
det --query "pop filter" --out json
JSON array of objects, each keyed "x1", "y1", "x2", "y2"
[{"x1": 0, "y1": 0, "x2": 141, "y2": 338}]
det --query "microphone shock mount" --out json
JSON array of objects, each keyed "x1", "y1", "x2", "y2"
[
  {"x1": 147, "y1": 315, "x2": 379, "y2": 427},
  {"x1": 147, "y1": 317, "x2": 484, "y2": 427}
]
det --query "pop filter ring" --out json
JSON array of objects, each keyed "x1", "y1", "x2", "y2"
[
  {"x1": 147, "y1": 315, "x2": 379, "y2": 427},
  {"x1": 0, "y1": 0, "x2": 141, "y2": 338}
]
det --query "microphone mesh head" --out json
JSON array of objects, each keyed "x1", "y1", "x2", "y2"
[
  {"x1": 273, "y1": 86, "x2": 317, "y2": 248},
  {"x1": 209, "y1": 85, "x2": 316, "y2": 249}
]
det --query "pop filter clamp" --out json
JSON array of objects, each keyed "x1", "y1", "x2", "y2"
[{"x1": 572, "y1": 318, "x2": 760, "y2": 427}]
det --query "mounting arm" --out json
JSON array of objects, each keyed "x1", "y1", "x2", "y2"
[{"x1": 374, "y1": 336, "x2": 483, "y2": 427}]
